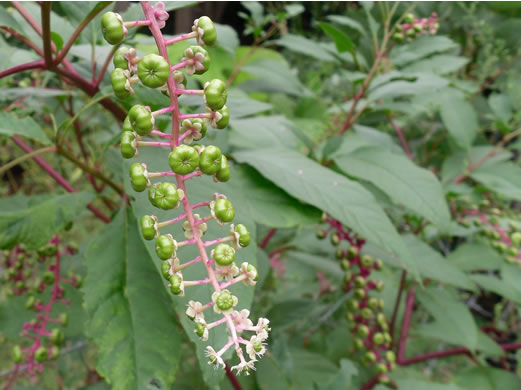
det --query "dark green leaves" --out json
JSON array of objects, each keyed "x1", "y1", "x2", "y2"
[
  {"x1": 319, "y1": 22, "x2": 356, "y2": 56},
  {"x1": 0, "y1": 112, "x2": 52, "y2": 145},
  {"x1": 0, "y1": 192, "x2": 95, "y2": 249},
  {"x1": 440, "y1": 96, "x2": 479, "y2": 149},
  {"x1": 83, "y1": 208, "x2": 181, "y2": 390}
]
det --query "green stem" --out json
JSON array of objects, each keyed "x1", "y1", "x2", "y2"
[{"x1": 0, "y1": 146, "x2": 57, "y2": 176}]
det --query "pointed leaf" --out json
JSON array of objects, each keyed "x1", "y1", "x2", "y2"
[{"x1": 0, "y1": 112, "x2": 52, "y2": 145}]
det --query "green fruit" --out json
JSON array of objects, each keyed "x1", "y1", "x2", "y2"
[
  {"x1": 354, "y1": 276, "x2": 366, "y2": 288},
  {"x1": 169, "y1": 145, "x2": 200, "y2": 175},
  {"x1": 347, "y1": 246, "x2": 359, "y2": 259},
  {"x1": 121, "y1": 131, "x2": 138, "y2": 159},
  {"x1": 215, "y1": 290, "x2": 234, "y2": 311},
  {"x1": 148, "y1": 182, "x2": 181, "y2": 210},
  {"x1": 111, "y1": 68, "x2": 131, "y2": 99},
  {"x1": 215, "y1": 105, "x2": 229, "y2": 129},
  {"x1": 373, "y1": 332, "x2": 385, "y2": 345},
  {"x1": 129, "y1": 105, "x2": 154, "y2": 136},
  {"x1": 344, "y1": 271, "x2": 352, "y2": 283},
  {"x1": 74, "y1": 275, "x2": 83, "y2": 289},
  {"x1": 155, "y1": 234, "x2": 176, "y2": 260},
  {"x1": 51, "y1": 328, "x2": 64, "y2": 346},
  {"x1": 122, "y1": 115, "x2": 134, "y2": 132},
  {"x1": 403, "y1": 13, "x2": 415, "y2": 24},
  {"x1": 235, "y1": 224, "x2": 250, "y2": 247},
  {"x1": 361, "y1": 307, "x2": 373, "y2": 320},
  {"x1": 34, "y1": 346, "x2": 48, "y2": 363},
  {"x1": 25, "y1": 296, "x2": 36, "y2": 310},
  {"x1": 50, "y1": 347, "x2": 60, "y2": 360},
  {"x1": 393, "y1": 32, "x2": 404, "y2": 42},
  {"x1": 161, "y1": 261, "x2": 172, "y2": 280},
  {"x1": 196, "y1": 16, "x2": 217, "y2": 46},
  {"x1": 59, "y1": 313, "x2": 68, "y2": 327},
  {"x1": 375, "y1": 280, "x2": 385, "y2": 292},
  {"x1": 346, "y1": 298, "x2": 359, "y2": 311},
  {"x1": 12, "y1": 345, "x2": 22, "y2": 363},
  {"x1": 360, "y1": 255, "x2": 373, "y2": 267},
  {"x1": 354, "y1": 288, "x2": 366, "y2": 299},
  {"x1": 316, "y1": 230, "x2": 326, "y2": 239},
  {"x1": 15, "y1": 280, "x2": 25, "y2": 290},
  {"x1": 330, "y1": 233, "x2": 340, "y2": 246},
  {"x1": 42, "y1": 271, "x2": 55, "y2": 284},
  {"x1": 364, "y1": 351, "x2": 377, "y2": 365},
  {"x1": 113, "y1": 46, "x2": 131, "y2": 69},
  {"x1": 214, "y1": 198, "x2": 234, "y2": 223},
  {"x1": 336, "y1": 248, "x2": 345, "y2": 260},
  {"x1": 413, "y1": 23, "x2": 422, "y2": 32},
  {"x1": 340, "y1": 259, "x2": 350, "y2": 270},
  {"x1": 141, "y1": 215, "x2": 158, "y2": 240},
  {"x1": 195, "y1": 321, "x2": 206, "y2": 337},
  {"x1": 37, "y1": 243, "x2": 57, "y2": 257},
  {"x1": 385, "y1": 350, "x2": 396, "y2": 363},
  {"x1": 169, "y1": 274, "x2": 183, "y2": 295},
  {"x1": 357, "y1": 325, "x2": 369, "y2": 338},
  {"x1": 215, "y1": 155, "x2": 231, "y2": 182},
  {"x1": 213, "y1": 244, "x2": 235, "y2": 266},
  {"x1": 138, "y1": 54, "x2": 170, "y2": 88},
  {"x1": 199, "y1": 145, "x2": 222, "y2": 175},
  {"x1": 204, "y1": 79, "x2": 227, "y2": 110},
  {"x1": 353, "y1": 338, "x2": 364, "y2": 350},
  {"x1": 129, "y1": 163, "x2": 148, "y2": 192},
  {"x1": 376, "y1": 363, "x2": 387, "y2": 374},
  {"x1": 512, "y1": 232, "x2": 521, "y2": 246},
  {"x1": 101, "y1": 12, "x2": 125, "y2": 44}
]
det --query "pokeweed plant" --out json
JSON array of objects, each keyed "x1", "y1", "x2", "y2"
[{"x1": 100, "y1": 2, "x2": 269, "y2": 375}]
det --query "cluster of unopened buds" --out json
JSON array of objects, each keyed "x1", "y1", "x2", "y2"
[
  {"x1": 3, "y1": 236, "x2": 80, "y2": 385},
  {"x1": 101, "y1": 2, "x2": 269, "y2": 375},
  {"x1": 317, "y1": 213, "x2": 395, "y2": 384},
  {"x1": 453, "y1": 196, "x2": 521, "y2": 267},
  {"x1": 393, "y1": 12, "x2": 439, "y2": 42}
]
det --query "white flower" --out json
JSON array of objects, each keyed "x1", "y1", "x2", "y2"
[
  {"x1": 205, "y1": 346, "x2": 225, "y2": 369},
  {"x1": 186, "y1": 300, "x2": 205, "y2": 322},
  {"x1": 240, "y1": 262, "x2": 258, "y2": 286},
  {"x1": 183, "y1": 214, "x2": 207, "y2": 239},
  {"x1": 229, "y1": 224, "x2": 242, "y2": 250},
  {"x1": 231, "y1": 359, "x2": 257, "y2": 376},
  {"x1": 215, "y1": 262, "x2": 239, "y2": 282},
  {"x1": 232, "y1": 309, "x2": 253, "y2": 329},
  {"x1": 246, "y1": 335, "x2": 267, "y2": 360},
  {"x1": 256, "y1": 318, "x2": 270, "y2": 340},
  {"x1": 153, "y1": 2, "x2": 169, "y2": 29},
  {"x1": 181, "y1": 119, "x2": 205, "y2": 144}
]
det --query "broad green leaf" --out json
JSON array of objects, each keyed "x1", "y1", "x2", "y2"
[
  {"x1": 0, "y1": 192, "x2": 95, "y2": 249},
  {"x1": 470, "y1": 161, "x2": 521, "y2": 201},
  {"x1": 275, "y1": 34, "x2": 337, "y2": 62},
  {"x1": 0, "y1": 7, "x2": 24, "y2": 32},
  {"x1": 229, "y1": 115, "x2": 300, "y2": 150},
  {"x1": 50, "y1": 31, "x2": 64, "y2": 51},
  {"x1": 393, "y1": 380, "x2": 465, "y2": 390},
  {"x1": 0, "y1": 112, "x2": 52, "y2": 145},
  {"x1": 476, "y1": 331, "x2": 503, "y2": 356},
  {"x1": 402, "y1": 54, "x2": 469, "y2": 75},
  {"x1": 319, "y1": 22, "x2": 356, "y2": 55},
  {"x1": 233, "y1": 148, "x2": 417, "y2": 276},
  {"x1": 83, "y1": 208, "x2": 181, "y2": 390},
  {"x1": 471, "y1": 264, "x2": 521, "y2": 304},
  {"x1": 322, "y1": 359, "x2": 358, "y2": 390},
  {"x1": 335, "y1": 146, "x2": 451, "y2": 230},
  {"x1": 326, "y1": 15, "x2": 366, "y2": 36},
  {"x1": 489, "y1": 93, "x2": 513, "y2": 123},
  {"x1": 227, "y1": 89, "x2": 272, "y2": 119},
  {"x1": 368, "y1": 73, "x2": 448, "y2": 101},
  {"x1": 215, "y1": 23, "x2": 239, "y2": 54},
  {"x1": 401, "y1": 235, "x2": 475, "y2": 290},
  {"x1": 448, "y1": 242, "x2": 503, "y2": 271},
  {"x1": 455, "y1": 367, "x2": 521, "y2": 390},
  {"x1": 416, "y1": 287, "x2": 478, "y2": 350},
  {"x1": 440, "y1": 96, "x2": 479, "y2": 149},
  {"x1": 391, "y1": 36, "x2": 459, "y2": 67},
  {"x1": 0, "y1": 88, "x2": 76, "y2": 100}
]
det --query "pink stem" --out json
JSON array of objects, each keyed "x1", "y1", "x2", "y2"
[
  {"x1": 176, "y1": 89, "x2": 204, "y2": 95},
  {"x1": 182, "y1": 171, "x2": 203, "y2": 180},
  {"x1": 195, "y1": 215, "x2": 213, "y2": 226},
  {"x1": 204, "y1": 237, "x2": 234, "y2": 247},
  {"x1": 170, "y1": 60, "x2": 190, "y2": 72},
  {"x1": 152, "y1": 106, "x2": 176, "y2": 117},
  {"x1": 124, "y1": 19, "x2": 151, "y2": 28},
  {"x1": 219, "y1": 274, "x2": 247, "y2": 290},
  {"x1": 177, "y1": 131, "x2": 191, "y2": 143},
  {"x1": 207, "y1": 316, "x2": 228, "y2": 329},
  {"x1": 165, "y1": 31, "x2": 198, "y2": 46},
  {"x1": 138, "y1": 141, "x2": 171, "y2": 147},
  {"x1": 175, "y1": 256, "x2": 202, "y2": 270},
  {"x1": 179, "y1": 113, "x2": 211, "y2": 119},
  {"x1": 193, "y1": 201, "x2": 211, "y2": 209},
  {"x1": 157, "y1": 213, "x2": 186, "y2": 228},
  {"x1": 148, "y1": 171, "x2": 177, "y2": 178},
  {"x1": 150, "y1": 130, "x2": 171, "y2": 138}
]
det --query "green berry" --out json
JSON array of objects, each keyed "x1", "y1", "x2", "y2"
[
  {"x1": 215, "y1": 155, "x2": 231, "y2": 182},
  {"x1": 129, "y1": 162, "x2": 148, "y2": 192},
  {"x1": 169, "y1": 145, "x2": 200, "y2": 175},
  {"x1": 386, "y1": 350, "x2": 396, "y2": 363},
  {"x1": 34, "y1": 346, "x2": 48, "y2": 363},
  {"x1": 37, "y1": 243, "x2": 57, "y2": 257},
  {"x1": 330, "y1": 232, "x2": 340, "y2": 246},
  {"x1": 138, "y1": 54, "x2": 170, "y2": 88},
  {"x1": 51, "y1": 328, "x2": 64, "y2": 346},
  {"x1": 141, "y1": 215, "x2": 158, "y2": 240},
  {"x1": 195, "y1": 16, "x2": 217, "y2": 46},
  {"x1": 59, "y1": 313, "x2": 68, "y2": 327},
  {"x1": 353, "y1": 338, "x2": 364, "y2": 350},
  {"x1": 512, "y1": 232, "x2": 521, "y2": 246},
  {"x1": 155, "y1": 234, "x2": 176, "y2": 260},
  {"x1": 343, "y1": 271, "x2": 352, "y2": 284},
  {"x1": 111, "y1": 68, "x2": 131, "y2": 99},
  {"x1": 215, "y1": 290, "x2": 235, "y2": 311},
  {"x1": 214, "y1": 105, "x2": 229, "y2": 129},
  {"x1": 161, "y1": 261, "x2": 172, "y2": 280},
  {"x1": 235, "y1": 224, "x2": 250, "y2": 247},
  {"x1": 113, "y1": 46, "x2": 131, "y2": 69},
  {"x1": 42, "y1": 271, "x2": 55, "y2": 284},
  {"x1": 361, "y1": 255, "x2": 373, "y2": 267},
  {"x1": 354, "y1": 276, "x2": 366, "y2": 288},
  {"x1": 149, "y1": 182, "x2": 181, "y2": 210},
  {"x1": 195, "y1": 321, "x2": 206, "y2": 338},
  {"x1": 50, "y1": 347, "x2": 60, "y2": 360},
  {"x1": 316, "y1": 230, "x2": 326, "y2": 239},
  {"x1": 347, "y1": 246, "x2": 359, "y2": 259},
  {"x1": 12, "y1": 345, "x2": 22, "y2": 363},
  {"x1": 121, "y1": 131, "x2": 138, "y2": 159},
  {"x1": 375, "y1": 280, "x2": 385, "y2": 292},
  {"x1": 364, "y1": 351, "x2": 377, "y2": 365},
  {"x1": 204, "y1": 79, "x2": 227, "y2": 110},
  {"x1": 214, "y1": 198, "x2": 234, "y2": 223},
  {"x1": 123, "y1": 115, "x2": 134, "y2": 132},
  {"x1": 404, "y1": 13, "x2": 415, "y2": 24},
  {"x1": 199, "y1": 145, "x2": 222, "y2": 175},
  {"x1": 213, "y1": 244, "x2": 235, "y2": 266},
  {"x1": 340, "y1": 259, "x2": 350, "y2": 270},
  {"x1": 169, "y1": 274, "x2": 183, "y2": 295},
  {"x1": 373, "y1": 332, "x2": 385, "y2": 345},
  {"x1": 361, "y1": 307, "x2": 373, "y2": 320},
  {"x1": 357, "y1": 325, "x2": 369, "y2": 338},
  {"x1": 376, "y1": 363, "x2": 387, "y2": 374},
  {"x1": 101, "y1": 12, "x2": 125, "y2": 45},
  {"x1": 393, "y1": 32, "x2": 404, "y2": 42},
  {"x1": 354, "y1": 288, "x2": 366, "y2": 299},
  {"x1": 129, "y1": 105, "x2": 154, "y2": 136},
  {"x1": 346, "y1": 298, "x2": 359, "y2": 311},
  {"x1": 25, "y1": 296, "x2": 36, "y2": 310}
]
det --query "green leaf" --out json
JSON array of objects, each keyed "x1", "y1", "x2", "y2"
[
  {"x1": 322, "y1": 359, "x2": 358, "y2": 390},
  {"x1": 227, "y1": 88, "x2": 272, "y2": 119},
  {"x1": 470, "y1": 161, "x2": 521, "y2": 201},
  {"x1": 230, "y1": 115, "x2": 300, "y2": 150},
  {"x1": 393, "y1": 380, "x2": 465, "y2": 390},
  {"x1": 215, "y1": 23, "x2": 239, "y2": 54},
  {"x1": 368, "y1": 72, "x2": 448, "y2": 101},
  {"x1": 476, "y1": 331, "x2": 503, "y2": 356},
  {"x1": 0, "y1": 7, "x2": 24, "y2": 31},
  {"x1": 233, "y1": 148, "x2": 417, "y2": 277},
  {"x1": 489, "y1": 93, "x2": 513, "y2": 123},
  {"x1": 470, "y1": 264, "x2": 521, "y2": 304},
  {"x1": 0, "y1": 112, "x2": 52, "y2": 145},
  {"x1": 402, "y1": 54, "x2": 469, "y2": 75},
  {"x1": 275, "y1": 34, "x2": 337, "y2": 62},
  {"x1": 391, "y1": 35, "x2": 459, "y2": 67},
  {"x1": 455, "y1": 367, "x2": 521, "y2": 390},
  {"x1": 415, "y1": 287, "x2": 478, "y2": 350},
  {"x1": 83, "y1": 208, "x2": 181, "y2": 390},
  {"x1": 440, "y1": 96, "x2": 479, "y2": 149},
  {"x1": 326, "y1": 15, "x2": 366, "y2": 36},
  {"x1": 50, "y1": 31, "x2": 64, "y2": 51},
  {"x1": 0, "y1": 88, "x2": 76, "y2": 100},
  {"x1": 0, "y1": 192, "x2": 95, "y2": 249},
  {"x1": 319, "y1": 22, "x2": 356, "y2": 55},
  {"x1": 335, "y1": 146, "x2": 451, "y2": 230},
  {"x1": 448, "y1": 242, "x2": 503, "y2": 271}
]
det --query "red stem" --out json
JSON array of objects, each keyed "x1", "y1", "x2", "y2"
[
  {"x1": 259, "y1": 228, "x2": 277, "y2": 249},
  {"x1": 388, "y1": 115, "x2": 412, "y2": 159},
  {"x1": 389, "y1": 270, "x2": 407, "y2": 343},
  {"x1": 224, "y1": 363, "x2": 243, "y2": 390},
  {"x1": 11, "y1": 136, "x2": 111, "y2": 223}
]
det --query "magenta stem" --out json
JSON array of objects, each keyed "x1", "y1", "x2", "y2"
[
  {"x1": 178, "y1": 131, "x2": 191, "y2": 143},
  {"x1": 204, "y1": 236, "x2": 234, "y2": 247},
  {"x1": 157, "y1": 213, "x2": 186, "y2": 228},
  {"x1": 164, "y1": 31, "x2": 198, "y2": 46},
  {"x1": 124, "y1": 19, "x2": 151, "y2": 28},
  {"x1": 137, "y1": 141, "x2": 171, "y2": 147},
  {"x1": 148, "y1": 171, "x2": 177, "y2": 178},
  {"x1": 150, "y1": 130, "x2": 171, "y2": 138},
  {"x1": 175, "y1": 256, "x2": 202, "y2": 271},
  {"x1": 195, "y1": 215, "x2": 213, "y2": 226},
  {"x1": 176, "y1": 89, "x2": 204, "y2": 95},
  {"x1": 182, "y1": 171, "x2": 203, "y2": 181},
  {"x1": 219, "y1": 274, "x2": 247, "y2": 290},
  {"x1": 179, "y1": 113, "x2": 211, "y2": 119},
  {"x1": 170, "y1": 60, "x2": 190, "y2": 72},
  {"x1": 192, "y1": 201, "x2": 211, "y2": 210},
  {"x1": 207, "y1": 316, "x2": 228, "y2": 329},
  {"x1": 152, "y1": 106, "x2": 176, "y2": 117}
]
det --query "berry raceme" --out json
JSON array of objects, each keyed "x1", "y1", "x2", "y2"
[
  {"x1": 103, "y1": 2, "x2": 269, "y2": 375},
  {"x1": 393, "y1": 12, "x2": 439, "y2": 43},
  {"x1": 3, "y1": 236, "x2": 79, "y2": 385},
  {"x1": 317, "y1": 213, "x2": 394, "y2": 384}
]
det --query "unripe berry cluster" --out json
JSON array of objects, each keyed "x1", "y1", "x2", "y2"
[
  {"x1": 3, "y1": 236, "x2": 78, "y2": 384},
  {"x1": 317, "y1": 214, "x2": 395, "y2": 384},
  {"x1": 453, "y1": 196, "x2": 521, "y2": 267},
  {"x1": 102, "y1": 2, "x2": 269, "y2": 375},
  {"x1": 393, "y1": 12, "x2": 439, "y2": 43}
]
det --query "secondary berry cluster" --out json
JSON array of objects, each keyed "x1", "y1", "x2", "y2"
[
  {"x1": 101, "y1": 2, "x2": 269, "y2": 375},
  {"x1": 317, "y1": 214, "x2": 395, "y2": 385},
  {"x1": 393, "y1": 12, "x2": 439, "y2": 42}
]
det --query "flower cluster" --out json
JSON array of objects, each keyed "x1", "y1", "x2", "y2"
[
  {"x1": 393, "y1": 12, "x2": 439, "y2": 42},
  {"x1": 453, "y1": 196, "x2": 521, "y2": 267},
  {"x1": 102, "y1": 2, "x2": 269, "y2": 375},
  {"x1": 3, "y1": 236, "x2": 79, "y2": 386},
  {"x1": 317, "y1": 214, "x2": 395, "y2": 384}
]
